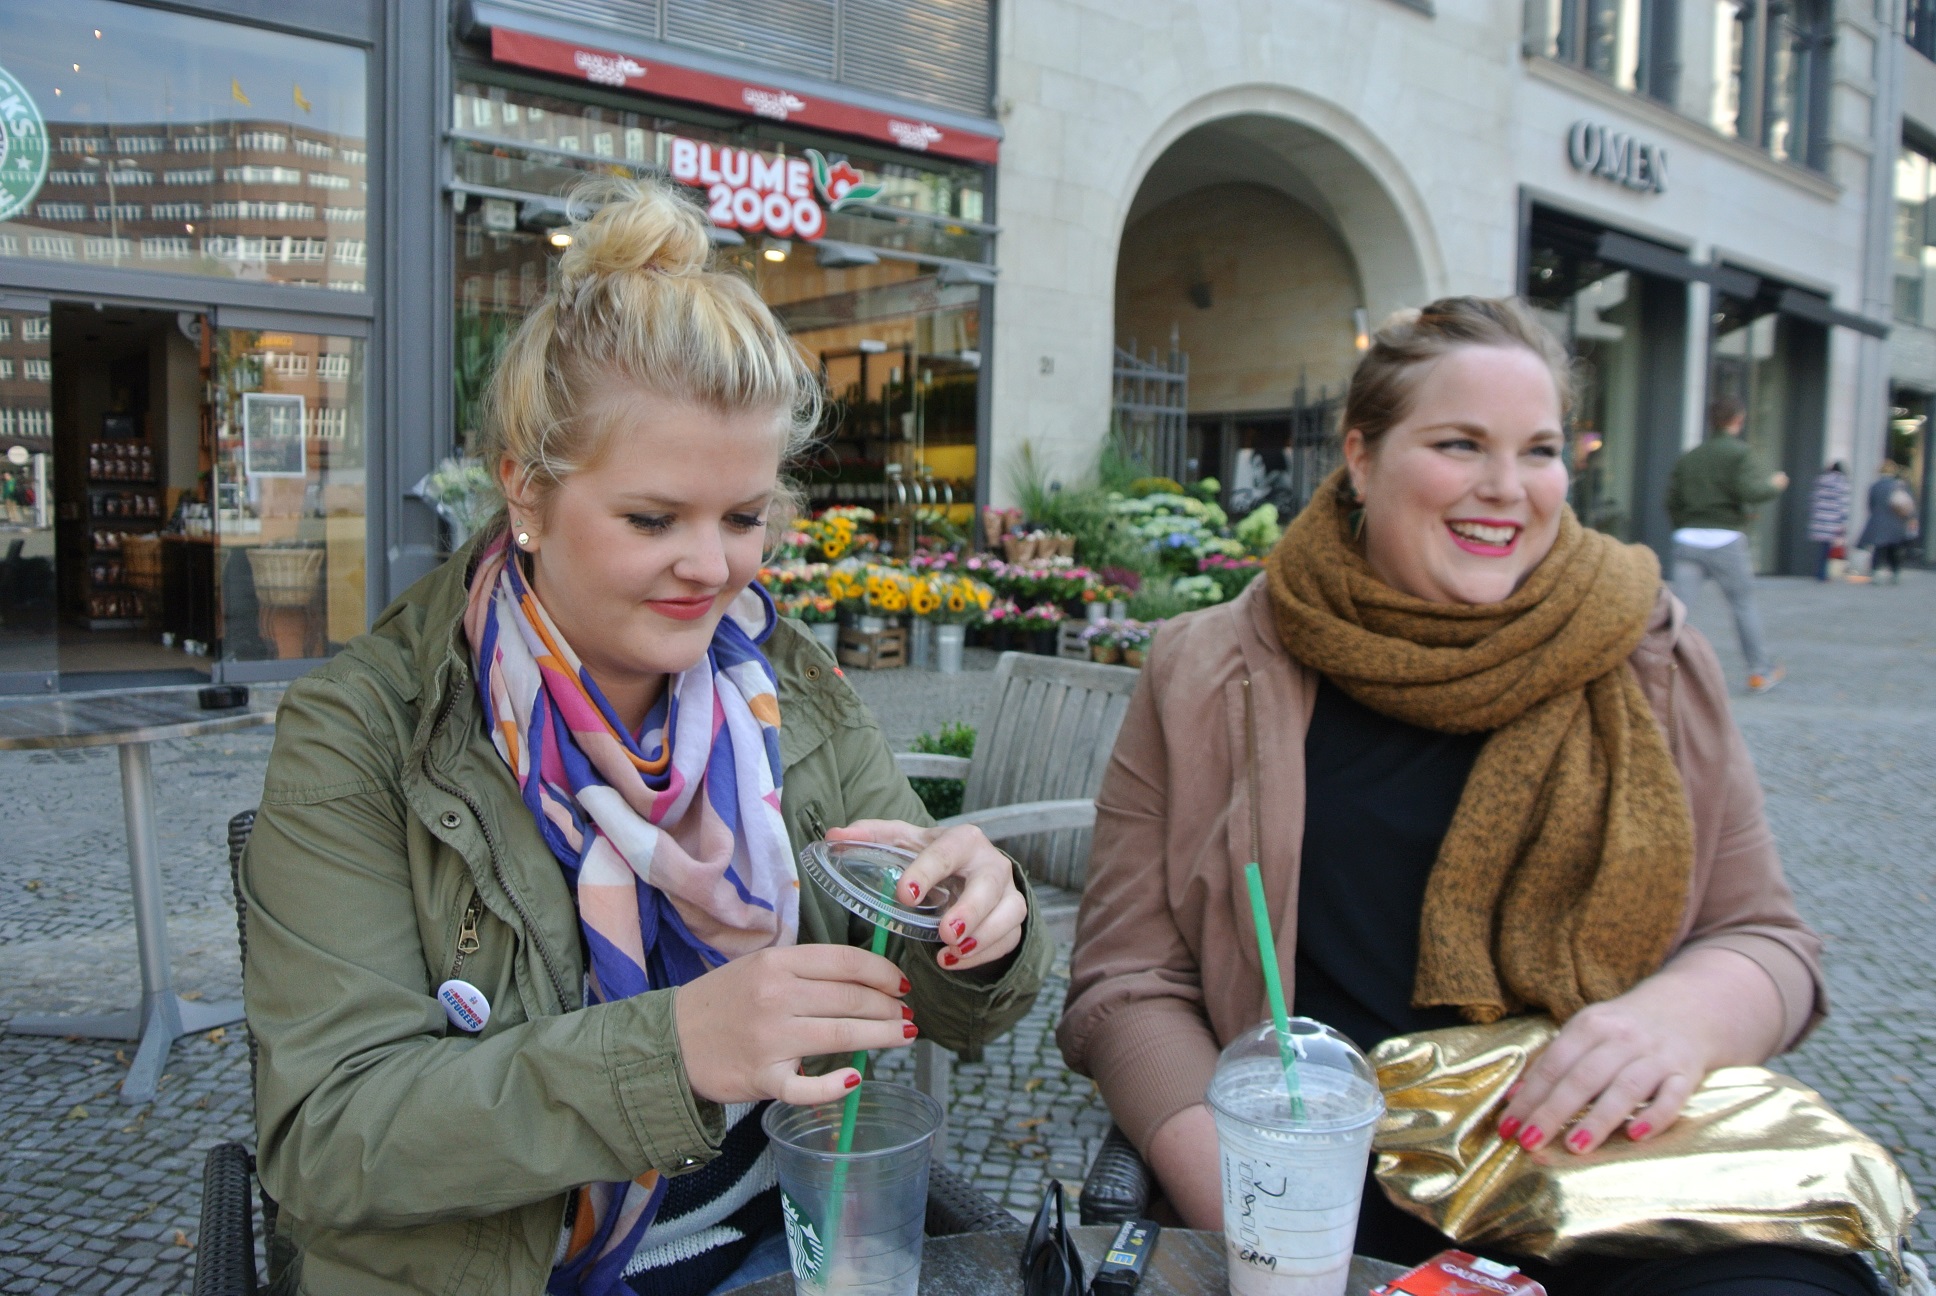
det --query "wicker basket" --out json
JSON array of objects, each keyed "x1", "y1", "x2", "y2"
[
  {"x1": 246, "y1": 546, "x2": 325, "y2": 609},
  {"x1": 123, "y1": 534, "x2": 163, "y2": 594}
]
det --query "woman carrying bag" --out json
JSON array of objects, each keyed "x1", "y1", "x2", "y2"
[
  {"x1": 241, "y1": 177, "x2": 1049, "y2": 1296},
  {"x1": 1058, "y1": 298, "x2": 1877, "y2": 1294}
]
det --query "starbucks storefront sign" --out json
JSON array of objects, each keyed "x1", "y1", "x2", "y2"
[{"x1": 0, "y1": 62, "x2": 50, "y2": 221}]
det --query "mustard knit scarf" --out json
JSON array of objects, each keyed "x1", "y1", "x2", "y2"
[{"x1": 1264, "y1": 471, "x2": 1695, "y2": 1024}]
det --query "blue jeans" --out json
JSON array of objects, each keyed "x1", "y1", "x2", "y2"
[
  {"x1": 707, "y1": 1225, "x2": 792, "y2": 1294},
  {"x1": 1673, "y1": 536, "x2": 1772, "y2": 675}
]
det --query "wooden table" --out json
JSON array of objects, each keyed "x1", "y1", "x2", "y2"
[
  {"x1": 738, "y1": 1225, "x2": 1408, "y2": 1294},
  {"x1": 0, "y1": 687, "x2": 277, "y2": 1103}
]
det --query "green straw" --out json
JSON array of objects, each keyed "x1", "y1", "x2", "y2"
[
  {"x1": 824, "y1": 882, "x2": 895, "y2": 1268},
  {"x1": 1243, "y1": 862, "x2": 1306, "y2": 1121}
]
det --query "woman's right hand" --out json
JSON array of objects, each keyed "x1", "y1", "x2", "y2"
[{"x1": 673, "y1": 944, "x2": 915, "y2": 1106}]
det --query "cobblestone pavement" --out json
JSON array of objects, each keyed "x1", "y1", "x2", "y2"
[{"x1": 2, "y1": 578, "x2": 1932, "y2": 1291}]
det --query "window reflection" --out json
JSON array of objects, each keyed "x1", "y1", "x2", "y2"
[{"x1": 0, "y1": 0, "x2": 366, "y2": 289}]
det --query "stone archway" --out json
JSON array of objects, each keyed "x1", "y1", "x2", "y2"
[{"x1": 1112, "y1": 97, "x2": 1440, "y2": 492}]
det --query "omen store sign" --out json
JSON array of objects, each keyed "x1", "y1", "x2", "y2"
[{"x1": 1567, "y1": 121, "x2": 1668, "y2": 195}]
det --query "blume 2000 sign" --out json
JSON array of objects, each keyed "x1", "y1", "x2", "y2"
[{"x1": 668, "y1": 138, "x2": 825, "y2": 240}]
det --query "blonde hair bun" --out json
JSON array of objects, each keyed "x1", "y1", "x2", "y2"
[
  {"x1": 555, "y1": 174, "x2": 712, "y2": 290},
  {"x1": 476, "y1": 173, "x2": 821, "y2": 518}
]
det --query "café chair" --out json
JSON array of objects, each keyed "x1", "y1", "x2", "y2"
[
  {"x1": 1077, "y1": 1125, "x2": 1154, "y2": 1226},
  {"x1": 193, "y1": 810, "x2": 1022, "y2": 1296},
  {"x1": 892, "y1": 651, "x2": 1141, "y2": 1153}
]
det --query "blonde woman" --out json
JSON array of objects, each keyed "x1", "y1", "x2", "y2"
[
  {"x1": 242, "y1": 178, "x2": 1049, "y2": 1296},
  {"x1": 1060, "y1": 299, "x2": 1861, "y2": 1294}
]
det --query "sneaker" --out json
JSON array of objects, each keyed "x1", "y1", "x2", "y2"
[
  {"x1": 1847, "y1": 573, "x2": 1873, "y2": 584},
  {"x1": 1747, "y1": 666, "x2": 1786, "y2": 694}
]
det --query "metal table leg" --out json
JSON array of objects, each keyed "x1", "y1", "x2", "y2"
[{"x1": 6, "y1": 740, "x2": 245, "y2": 1104}]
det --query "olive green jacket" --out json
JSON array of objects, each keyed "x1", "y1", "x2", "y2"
[{"x1": 242, "y1": 539, "x2": 1051, "y2": 1295}]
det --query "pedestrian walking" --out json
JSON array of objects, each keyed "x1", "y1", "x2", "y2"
[
  {"x1": 1666, "y1": 397, "x2": 1789, "y2": 692},
  {"x1": 1856, "y1": 461, "x2": 1919, "y2": 585},
  {"x1": 1806, "y1": 461, "x2": 1851, "y2": 581}
]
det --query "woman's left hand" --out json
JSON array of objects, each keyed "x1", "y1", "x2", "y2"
[
  {"x1": 1495, "y1": 947, "x2": 1787, "y2": 1155},
  {"x1": 824, "y1": 821, "x2": 1026, "y2": 972}
]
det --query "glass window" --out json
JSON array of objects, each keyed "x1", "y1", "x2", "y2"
[
  {"x1": 1763, "y1": 0, "x2": 1827, "y2": 166},
  {"x1": 1535, "y1": 0, "x2": 1672, "y2": 100},
  {"x1": 212, "y1": 326, "x2": 365, "y2": 663},
  {"x1": 1708, "y1": 299, "x2": 1792, "y2": 572},
  {"x1": 449, "y1": 76, "x2": 989, "y2": 525},
  {"x1": 0, "y1": 0, "x2": 367, "y2": 290},
  {"x1": 449, "y1": 78, "x2": 989, "y2": 261},
  {"x1": 1711, "y1": 1, "x2": 1749, "y2": 138},
  {"x1": 0, "y1": 302, "x2": 55, "y2": 684},
  {"x1": 1705, "y1": 0, "x2": 1828, "y2": 168},
  {"x1": 1894, "y1": 145, "x2": 1936, "y2": 327}
]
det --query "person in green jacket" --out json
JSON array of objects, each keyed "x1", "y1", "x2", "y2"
[
  {"x1": 241, "y1": 175, "x2": 1050, "y2": 1296},
  {"x1": 1665, "y1": 397, "x2": 1788, "y2": 693}
]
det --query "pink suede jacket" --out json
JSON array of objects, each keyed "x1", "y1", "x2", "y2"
[{"x1": 1057, "y1": 578, "x2": 1826, "y2": 1155}]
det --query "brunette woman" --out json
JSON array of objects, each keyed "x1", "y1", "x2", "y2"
[
  {"x1": 1059, "y1": 299, "x2": 1866, "y2": 1294},
  {"x1": 242, "y1": 178, "x2": 1048, "y2": 1296}
]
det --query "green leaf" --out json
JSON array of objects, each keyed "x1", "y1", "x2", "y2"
[{"x1": 831, "y1": 184, "x2": 883, "y2": 210}]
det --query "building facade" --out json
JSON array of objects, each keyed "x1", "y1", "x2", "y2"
[
  {"x1": 0, "y1": 0, "x2": 1900, "y2": 694},
  {"x1": 0, "y1": 0, "x2": 1000, "y2": 693},
  {"x1": 992, "y1": 0, "x2": 1894, "y2": 576},
  {"x1": 1888, "y1": 0, "x2": 1936, "y2": 549}
]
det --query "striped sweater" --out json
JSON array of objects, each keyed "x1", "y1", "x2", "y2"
[
  {"x1": 553, "y1": 1101, "x2": 780, "y2": 1296},
  {"x1": 1808, "y1": 469, "x2": 1852, "y2": 542}
]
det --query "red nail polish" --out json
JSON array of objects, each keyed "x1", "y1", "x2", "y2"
[
  {"x1": 844, "y1": 1073, "x2": 861, "y2": 1089},
  {"x1": 958, "y1": 936, "x2": 978, "y2": 954},
  {"x1": 906, "y1": 882, "x2": 920, "y2": 900},
  {"x1": 902, "y1": 1005, "x2": 914, "y2": 1020},
  {"x1": 1497, "y1": 1116, "x2": 1521, "y2": 1141},
  {"x1": 1629, "y1": 1121, "x2": 1651, "y2": 1140},
  {"x1": 904, "y1": 1022, "x2": 919, "y2": 1038},
  {"x1": 1567, "y1": 1129, "x2": 1591, "y2": 1152},
  {"x1": 899, "y1": 977, "x2": 911, "y2": 995},
  {"x1": 1519, "y1": 1125, "x2": 1543, "y2": 1150},
  {"x1": 942, "y1": 952, "x2": 958, "y2": 967},
  {"x1": 953, "y1": 918, "x2": 965, "y2": 937}
]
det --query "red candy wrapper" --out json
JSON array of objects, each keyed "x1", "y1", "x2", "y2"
[{"x1": 1371, "y1": 1250, "x2": 1548, "y2": 1296}]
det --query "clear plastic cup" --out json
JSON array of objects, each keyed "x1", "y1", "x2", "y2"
[
  {"x1": 1206, "y1": 1018, "x2": 1384, "y2": 1296},
  {"x1": 762, "y1": 1081, "x2": 943, "y2": 1295}
]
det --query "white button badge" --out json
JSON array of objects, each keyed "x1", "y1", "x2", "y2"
[{"x1": 436, "y1": 979, "x2": 491, "y2": 1033}]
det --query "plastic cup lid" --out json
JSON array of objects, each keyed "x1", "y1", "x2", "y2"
[{"x1": 797, "y1": 840, "x2": 961, "y2": 941}]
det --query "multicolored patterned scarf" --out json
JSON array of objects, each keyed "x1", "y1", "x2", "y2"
[{"x1": 462, "y1": 535, "x2": 797, "y2": 1296}]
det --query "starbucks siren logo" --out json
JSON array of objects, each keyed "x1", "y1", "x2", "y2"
[{"x1": 0, "y1": 64, "x2": 50, "y2": 222}]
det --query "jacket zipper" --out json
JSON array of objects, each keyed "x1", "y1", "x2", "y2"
[
  {"x1": 423, "y1": 678, "x2": 575, "y2": 1011},
  {"x1": 802, "y1": 800, "x2": 829, "y2": 842},
  {"x1": 449, "y1": 892, "x2": 482, "y2": 982}
]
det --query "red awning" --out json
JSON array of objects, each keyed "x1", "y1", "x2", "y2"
[{"x1": 488, "y1": 27, "x2": 1000, "y2": 166}]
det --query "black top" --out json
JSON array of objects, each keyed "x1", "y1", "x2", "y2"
[{"x1": 1292, "y1": 677, "x2": 1484, "y2": 1054}]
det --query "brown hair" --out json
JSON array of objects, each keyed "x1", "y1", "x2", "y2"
[
  {"x1": 1342, "y1": 296, "x2": 1575, "y2": 451},
  {"x1": 1708, "y1": 396, "x2": 1745, "y2": 431},
  {"x1": 476, "y1": 174, "x2": 820, "y2": 517}
]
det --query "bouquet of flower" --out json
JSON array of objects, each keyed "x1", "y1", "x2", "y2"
[
  {"x1": 1199, "y1": 553, "x2": 1263, "y2": 601},
  {"x1": 410, "y1": 457, "x2": 497, "y2": 547},
  {"x1": 926, "y1": 574, "x2": 994, "y2": 624},
  {"x1": 1020, "y1": 602, "x2": 1065, "y2": 628},
  {"x1": 863, "y1": 566, "x2": 910, "y2": 615},
  {"x1": 981, "y1": 597, "x2": 1021, "y2": 629}
]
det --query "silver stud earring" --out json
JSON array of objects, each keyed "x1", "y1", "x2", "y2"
[{"x1": 516, "y1": 529, "x2": 532, "y2": 548}]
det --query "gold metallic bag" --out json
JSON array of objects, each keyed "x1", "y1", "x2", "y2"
[{"x1": 1370, "y1": 1017, "x2": 1917, "y2": 1269}]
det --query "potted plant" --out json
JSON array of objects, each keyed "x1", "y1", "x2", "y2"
[
  {"x1": 981, "y1": 598, "x2": 1021, "y2": 652},
  {"x1": 1117, "y1": 620, "x2": 1154, "y2": 668},
  {"x1": 1082, "y1": 620, "x2": 1121, "y2": 665},
  {"x1": 1020, "y1": 601, "x2": 1064, "y2": 655},
  {"x1": 927, "y1": 574, "x2": 991, "y2": 674}
]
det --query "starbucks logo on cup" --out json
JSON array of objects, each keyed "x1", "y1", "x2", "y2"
[
  {"x1": 0, "y1": 64, "x2": 50, "y2": 223},
  {"x1": 780, "y1": 1189, "x2": 826, "y2": 1284}
]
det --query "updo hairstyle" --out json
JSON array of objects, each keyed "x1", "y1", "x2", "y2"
[
  {"x1": 1342, "y1": 296, "x2": 1575, "y2": 453},
  {"x1": 476, "y1": 175, "x2": 821, "y2": 513}
]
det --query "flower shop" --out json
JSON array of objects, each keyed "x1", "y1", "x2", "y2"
[{"x1": 758, "y1": 469, "x2": 1285, "y2": 674}]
